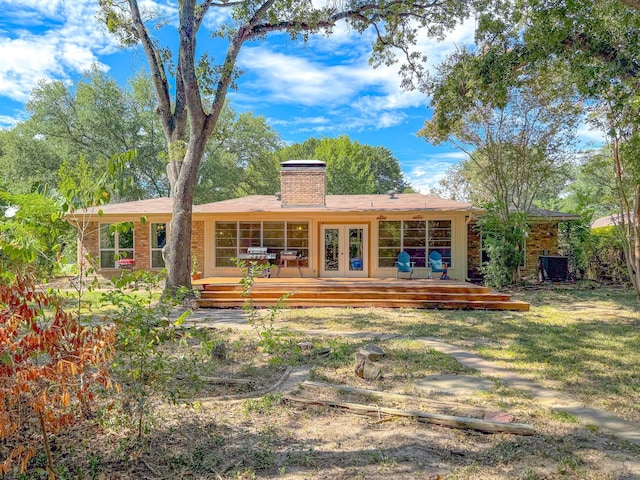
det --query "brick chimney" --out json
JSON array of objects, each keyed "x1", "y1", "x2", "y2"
[{"x1": 280, "y1": 160, "x2": 326, "y2": 207}]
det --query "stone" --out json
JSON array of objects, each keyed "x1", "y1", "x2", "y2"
[
  {"x1": 315, "y1": 347, "x2": 331, "y2": 357},
  {"x1": 354, "y1": 352, "x2": 383, "y2": 380},
  {"x1": 484, "y1": 411, "x2": 515, "y2": 423},
  {"x1": 211, "y1": 341, "x2": 227, "y2": 360},
  {"x1": 357, "y1": 343, "x2": 386, "y2": 362}
]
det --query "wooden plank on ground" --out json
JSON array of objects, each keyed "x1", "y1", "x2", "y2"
[{"x1": 283, "y1": 395, "x2": 535, "y2": 435}]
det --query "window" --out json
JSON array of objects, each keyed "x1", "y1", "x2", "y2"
[
  {"x1": 150, "y1": 223, "x2": 167, "y2": 269},
  {"x1": 100, "y1": 223, "x2": 134, "y2": 268},
  {"x1": 215, "y1": 221, "x2": 309, "y2": 267},
  {"x1": 215, "y1": 222, "x2": 238, "y2": 267},
  {"x1": 378, "y1": 221, "x2": 402, "y2": 267},
  {"x1": 378, "y1": 220, "x2": 452, "y2": 268},
  {"x1": 428, "y1": 220, "x2": 452, "y2": 267}
]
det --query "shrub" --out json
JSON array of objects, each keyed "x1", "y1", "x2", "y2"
[{"x1": 0, "y1": 273, "x2": 117, "y2": 476}]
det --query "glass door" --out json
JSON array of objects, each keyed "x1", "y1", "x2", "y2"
[{"x1": 320, "y1": 224, "x2": 367, "y2": 277}]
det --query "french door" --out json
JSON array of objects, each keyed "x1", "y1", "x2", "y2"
[{"x1": 320, "y1": 224, "x2": 368, "y2": 278}]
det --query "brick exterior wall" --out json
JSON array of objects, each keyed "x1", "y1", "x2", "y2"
[
  {"x1": 524, "y1": 222, "x2": 559, "y2": 276},
  {"x1": 467, "y1": 221, "x2": 560, "y2": 279},
  {"x1": 467, "y1": 224, "x2": 482, "y2": 279},
  {"x1": 280, "y1": 168, "x2": 326, "y2": 206},
  {"x1": 191, "y1": 220, "x2": 205, "y2": 274},
  {"x1": 134, "y1": 220, "x2": 150, "y2": 270}
]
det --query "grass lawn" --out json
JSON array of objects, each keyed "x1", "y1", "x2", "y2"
[{"x1": 277, "y1": 283, "x2": 640, "y2": 423}]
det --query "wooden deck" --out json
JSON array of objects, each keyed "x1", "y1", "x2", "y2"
[{"x1": 193, "y1": 277, "x2": 530, "y2": 311}]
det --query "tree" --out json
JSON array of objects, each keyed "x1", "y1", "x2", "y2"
[
  {"x1": 195, "y1": 106, "x2": 283, "y2": 203},
  {"x1": 0, "y1": 68, "x2": 169, "y2": 199},
  {"x1": 420, "y1": 51, "x2": 579, "y2": 221},
  {"x1": 419, "y1": 48, "x2": 580, "y2": 284},
  {"x1": 275, "y1": 136, "x2": 410, "y2": 194},
  {"x1": 98, "y1": 0, "x2": 476, "y2": 292},
  {"x1": 0, "y1": 190, "x2": 70, "y2": 279},
  {"x1": 465, "y1": 0, "x2": 640, "y2": 294}
]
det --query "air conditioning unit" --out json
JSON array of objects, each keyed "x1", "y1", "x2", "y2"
[{"x1": 539, "y1": 256, "x2": 569, "y2": 282}]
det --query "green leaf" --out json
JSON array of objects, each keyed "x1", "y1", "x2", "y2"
[{"x1": 173, "y1": 310, "x2": 190, "y2": 327}]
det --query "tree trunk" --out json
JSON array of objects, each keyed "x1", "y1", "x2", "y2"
[{"x1": 165, "y1": 134, "x2": 208, "y2": 293}]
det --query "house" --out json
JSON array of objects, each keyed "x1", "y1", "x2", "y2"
[
  {"x1": 73, "y1": 160, "x2": 575, "y2": 282},
  {"x1": 467, "y1": 207, "x2": 581, "y2": 281}
]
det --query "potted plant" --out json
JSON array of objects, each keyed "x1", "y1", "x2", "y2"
[{"x1": 191, "y1": 255, "x2": 202, "y2": 280}]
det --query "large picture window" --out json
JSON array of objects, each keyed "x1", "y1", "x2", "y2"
[
  {"x1": 150, "y1": 223, "x2": 167, "y2": 269},
  {"x1": 100, "y1": 223, "x2": 134, "y2": 268},
  {"x1": 215, "y1": 221, "x2": 309, "y2": 267},
  {"x1": 378, "y1": 220, "x2": 451, "y2": 268}
]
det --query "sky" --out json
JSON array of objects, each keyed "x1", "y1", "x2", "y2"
[{"x1": 0, "y1": 1, "x2": 602, "y2": 193}]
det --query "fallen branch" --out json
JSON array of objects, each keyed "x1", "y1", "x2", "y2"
[
  {"x1": 303, "y1": 380, "x2": 485, "y2": 415},
  {"x1": 200, "y1": 366, "x2": 293, "y2": 402},
  {"x1": 199, "y1": 377, "x2": 255, "y2": 386},
  {"x1": 283, "y1": 395, "x2": 535, "y2": 435}
]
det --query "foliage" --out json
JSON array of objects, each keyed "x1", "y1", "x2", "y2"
[
  {"x1": 236, "y1": 259, "x2": 290, "y2": 354},
  {"x1": 195, "y1": 105, "x2": 283, "y2": 203},
  {"x1": 476, "y1": 206, "x2": 529, "y2": 288},
  {"x1": 0, "y1": 273, "x2": 116, "y2": 477},
  {"x1": 462, "y1": 0, "x2": 640, "y2": 296},
  {"x1": 420, "y1": 53, "x2": 579, "y2": 219},
  {"x1": 275, "y1": 136, "x2": 411, "y2": 194},
  {"x1": 0, "y1": 190, "x2": 70, "y2": 279},
  {"x1": 59, "y1": 152, "x2": 134, "y2": 313},
  {"x1": 103, "y1": 271, "x2": 196, "y2": 438},
  {"x1": 584, "y1": 226, "x2": 629, "y2": 284},
  {"x1": 557, "y1": 219, "x2": 593, "y2": 280},
  {"x1": 15, "y1": 67, "x2": 169, "y2": 199}
]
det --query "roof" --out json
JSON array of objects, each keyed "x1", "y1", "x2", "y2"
[
  {"x1": 526, "y1": 208, "x2": 581, "y2": 221},
  {"x1": 591, "y1": 214, "x2": 619, "y2": 229},
  {"x1": 75, "y1": 197, "x2": 173, "y2": 216},
  {"x1": 71, "y1": 196, "x2": 583, "y2": 220},
  {"x1": 194, "y1": 194, "x2": 481, "y2": 213}
]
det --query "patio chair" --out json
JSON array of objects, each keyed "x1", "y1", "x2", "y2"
[
  {"x1": 428, "y1": 251, "x2": 448, "y2": 280},
  {"x1": 395, "y1": 251, "x2": 415, "y2": 279}
]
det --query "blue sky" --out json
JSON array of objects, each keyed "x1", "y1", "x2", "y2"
[{"x1": 0, "y1": 1, "x2": 602, "y2": 193}]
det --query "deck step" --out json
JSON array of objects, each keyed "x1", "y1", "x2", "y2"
[
  {"x1": 199, "y1": 291, "x2": 512, "y2": 302},
  {"x1": 197, "y1": 297, "x2": 529, "y2": 311},
  {"x1": 194, "y1": 278, "x2": 529, "y2": 311}
]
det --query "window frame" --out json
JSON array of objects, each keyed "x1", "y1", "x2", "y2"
[
  {"x1": 150, "y1": 222, "x2": 168, "y2": 269},
  {"x1": 378, "y1": 219, "x2": 452, "y2": 269},
  {"x1": 215, "y1": 221, "x2": 309, "y2": 268},
  {"x1": 99, "y1": 223, "x2": 135, "y2": 269}
]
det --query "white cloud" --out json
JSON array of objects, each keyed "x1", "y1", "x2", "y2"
[
  {"x1": 0, "y1": 1, "x2": 118, "y2": 102},
  {"x1": 0, "y1": 114, "x2": 21, "y2": 129},
  {"x1": 403, "y1": 151, "x2": 467, "y2": 193},
  {"x1": 576, "y1": 122, "x2": 606, "y2": 146}
]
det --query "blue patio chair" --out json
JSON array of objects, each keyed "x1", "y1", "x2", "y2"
[
  {"x1": 395, "y1": 251, "x2": 415, "y2": 279},
  {"x1": 428, "y1": 251, "x2": 448, "y2": 280}
]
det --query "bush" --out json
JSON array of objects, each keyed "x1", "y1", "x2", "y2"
[
  {"x1": 585, "y1": 227, "x2": 628, "y2": 284},
  {"x1": 0, "y1": 273, "x2": 116, "y2": 476}
]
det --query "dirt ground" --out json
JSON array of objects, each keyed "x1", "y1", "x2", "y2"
[
  {"x1": 21, "y1": 329, "x2": 640, "y2": 480},
  {"x1": 47, "y1": 387, "x2": 640, "y2": 480}
]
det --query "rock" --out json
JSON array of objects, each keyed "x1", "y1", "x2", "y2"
[
  {"x1": 211, "y1": 341, "x2": 227, "y2": 360},
  {"x1": 357, "y1": 343, "x2": 386, "y2": 362},
  {"x1": 315, "y1": 347, "x2": 331, "y2": 357},
  {"x1": 354, "y1": 352, "x2": 383, "y2": 380},
  {"x1": 484, "y1": 411, "x2": 515, "y2": 423}
]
